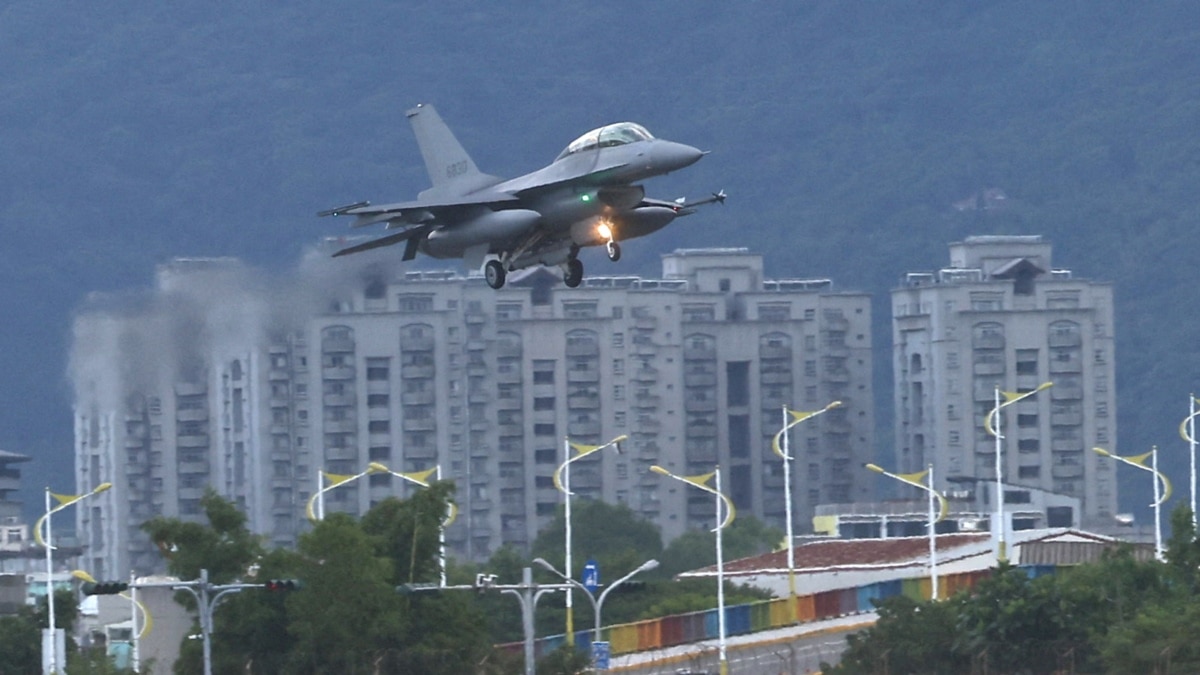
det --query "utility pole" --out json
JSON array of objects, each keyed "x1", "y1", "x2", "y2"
[
  {"x1": 400, "y1": 567, "x2": 570, "y2": 675},
  {"x1": 131, "y1": 569, "x2": 294, "y2": 675}
]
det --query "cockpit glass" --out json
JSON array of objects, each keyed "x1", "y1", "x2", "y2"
[{"x1": 557, "y1": 123, "x2": 654, "y2": 160}]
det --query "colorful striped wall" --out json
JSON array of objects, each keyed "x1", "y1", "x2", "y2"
[{"x1": 500, "y1": 568, "x2": 998, "y2": 659}]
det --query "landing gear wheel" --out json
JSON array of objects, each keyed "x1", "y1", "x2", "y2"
[
  {"x1": 606, "y1": 241, "x2": 621, "y2": 262},
  {"x1": 564, "y1": 258, "x2": 584, "y2": 288},
  {"x1": 485, "y1": 260, "x2": 507, "y2": 289}
]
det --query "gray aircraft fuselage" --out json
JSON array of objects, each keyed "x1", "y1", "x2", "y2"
[{"x1": 320, "y1": 105, "x2": 717, "y2": 289}]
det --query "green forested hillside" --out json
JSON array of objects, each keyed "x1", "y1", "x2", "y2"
[{"x1": 3, "y1": 1, "x2": 1199, "y2": 516}]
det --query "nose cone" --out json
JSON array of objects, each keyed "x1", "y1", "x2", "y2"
[{"x1": 653, "y1": 141, "x2": 705, "y2": 173}]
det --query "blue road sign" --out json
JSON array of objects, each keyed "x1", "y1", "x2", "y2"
[
  {"x1": 582, "y1": 559, "x2": 600, "y2": 594},
  {"x1": 591, "y1": 640, "x2": 611, "y2": 670}
]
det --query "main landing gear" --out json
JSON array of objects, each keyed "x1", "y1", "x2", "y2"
[
  {"x1": 485, "y1": 259, "x2": 507, "y2": 289},
  {"x1": 563, "y1": 258, "x2": 584, "y2": 288}
]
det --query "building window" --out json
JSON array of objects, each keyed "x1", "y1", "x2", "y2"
[
  {"x1": 366, "y1": 358, "x2": 389, "y2": 381},
  {"x1": 563, "y1": 302, "x2": 598, "y2": 319},
  {"x1": 397, "y1": 294, "x2": 434, "y2": 313}
]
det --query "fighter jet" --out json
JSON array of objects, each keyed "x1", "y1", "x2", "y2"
[{"x1": 319, "y1": 104, "x2": 723, "y2": 289}]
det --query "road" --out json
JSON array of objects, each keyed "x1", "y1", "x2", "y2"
[{"x1": 606, "y1": 613, "x2": 875, "y2": 674}]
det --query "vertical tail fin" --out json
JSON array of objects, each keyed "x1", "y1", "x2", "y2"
[{"x1": 406, "y1": 104, "x2": 485, "y2": 188}]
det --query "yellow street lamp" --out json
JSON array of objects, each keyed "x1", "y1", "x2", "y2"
[
  {"x1": 865, "y1": 463, "x2": 948, "y2": 598},
  {"x1": 369, "y1": 462, "x2": 457, "y2": 587},
  {"x1": 984, "y1": 381, "x2": 1052, "y2": 563},
  {"x1": 1179, "y1": 395, "x2": 1200, "y2": 530},
  {"x1": 36, "y1": 482, "x2": 112, "y2": 674},
  {"x1": 553, "y1": 434, "x2": 626, "y2": 646},
  {"x1": 304, "y1": 464, "x2": 386, "y2": 522},
  {"x1": 1094, "y1": 446, "x2": 1172, "y2": 560},
  {"x1": 650, "y1": 465, "x2": 735, "y2": 675},
  {"x1": 771, "y1": 400, "x2": 840, "y2": 623}
]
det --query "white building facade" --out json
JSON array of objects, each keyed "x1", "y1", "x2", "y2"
[
  {"x1": 72, "y1": 247, "x2": 875, "y2": 576},
  {"x1": 891, "y1": 236, "x2": 1117, "y2": 530}
]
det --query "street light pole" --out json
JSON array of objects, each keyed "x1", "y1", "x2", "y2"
[
  {"x1": 772, "y1": 401, "x2": 840, "y2": 622},
  {"x1": 305, "y1": 463, "x2": 387, "y2": 522},
  {"x1": 650, "y1": 465, "x2": 735, "y2": 675},
  {"x1": 865, "y1": 463, "x2": 948, "y2": 598},
  {"x1": 985, "y1": 381, "x2": 1052, "y2": 563},
  {"x1": 533, "y1": 557, "x2": 659, "y2": 642},
  {"x1": 1094, "y1": 446, "x2": 1172, "y2": 561},
  {"x1": 35, "y1": 482, "x2": 112, "y2": 675},
  {"x1": 554, "y1": 434, "x2": 626, "y2": 646},
  {"x1": 1179, "y1": 395, "x2": 1200, "y2": 530}
]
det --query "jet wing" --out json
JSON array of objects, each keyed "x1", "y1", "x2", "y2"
[{"x1": 319, "y1": 192, "x2": 520, "y2": 229}]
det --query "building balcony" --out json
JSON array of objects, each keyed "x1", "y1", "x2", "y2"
[
  {"x1": 495, "y1": 343, "x2": 522, "y2": 358},
  {"x1": 402, "y1": 336, "x2": 436, "y2": 352},
  {"x1": 1049, "y1": 333, "x2": 1082, "y2": 348},
  {"x1": 324, "y1": 420, "x2": 357, "y2": 434},
  {"x1": 322, "y1": 337, "x2": 356, "y2": 353},
  {"x1": 497, "y1": 423, "x2": 523, "y2": 437},
  {"x1": 177, "y1": 434, "x2": 209, "y2": 448},
  {"x1": 402, "y1": 391, "x2": 436, "y2": 406},
  {"x1": 567, "y1": 369, "x2": 600, "y2": 383},
  {"x1": 566, "y1": 344, "x2": 600, "y2": 357},
  {"x1": 402, "y1": 418, "x2": 436, "y2": 432},
  {"x1": 323, "y1": 366, "x2": 356, "y2": 380},
  {"x1": 178, "y1": 460, "x2": 209, "y2": 474},
  {"x1": 632, "y1": 367, "x2": 659, "y2": 382},
  {"x1": 401, "y1": 365, "x2": 435, "y2": 379},
  {"x1": 323, "y1": 393, "x2": 357, "y2": 407},
  {"x1": 684, "y1": 373, "x2": 717, "y2": 387},
  {"x1": 176, "y1": 409, "x2": 208, "y2": 423},
  {"x1": 567, "y1": 394, "x2": 600, "y2": 409},
  {"x1": 1051, "y1": 463, "x2": 1085, "y2": 479},
  {"x1": 568, "y1": 421, "x2": 602, "y2": 437},
  {"x1": 684, "y1": 348, "x2": 716, "y2": 361},
  {"x1": 759, "y1": 346, "x2": 792, "y2": 361},
  {"x1": 633, "y1": 394, "x2": 661, "y2": 409},
  {"x1": 761, "y1": 371, "x2": 793, "y2": 385}
]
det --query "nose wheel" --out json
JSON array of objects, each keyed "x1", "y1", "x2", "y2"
[
  {"x1": 484, "y1": 259, "x2": 507, "y2": 289},
  {"x1": 606, "y1": 240, "x2": 621, "y2": 262}
]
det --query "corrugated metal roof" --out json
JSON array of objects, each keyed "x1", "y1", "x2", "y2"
[
  {"x1": 685, "y1": 533, "x2": 990, "y2": 577},
  {"x1": 1019, "y1": 540, "x2": 1155, "y2": 566}
]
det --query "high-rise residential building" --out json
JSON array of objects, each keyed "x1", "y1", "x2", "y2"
[
  {"x1": 71, "y1": 246, "x2": 874, "y2": 577},
  {"x1": 0, "y1": 448, "x2": 30, "y2": 557},
  {"x1": 892, "y1": 235, "x2": 1117, "y2": 530}
]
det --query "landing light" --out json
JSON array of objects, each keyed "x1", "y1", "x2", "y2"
[{"x1": 597, "y1": 223, "x2": 612, "y2": 240}]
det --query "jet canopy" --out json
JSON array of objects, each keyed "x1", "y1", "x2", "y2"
[{"x1": 556, "y1": 122, "x2": 654, "y2": 160}]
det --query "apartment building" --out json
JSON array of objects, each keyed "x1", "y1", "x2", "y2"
[
  {"x1": 892, "y1": 236, "x2": 1117, "y2": 530},
  {"x1": 72, "y1": 246, "x2": 874, "y2": 576}
]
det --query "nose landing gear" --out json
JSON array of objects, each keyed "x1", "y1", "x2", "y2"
[{"x1": 606, "y1": 240, "x2": 621, "y2": 262}]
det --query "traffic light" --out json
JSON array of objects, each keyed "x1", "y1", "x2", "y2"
[
  {"x1": 263, "y1": 579, "x2": 302, "y2": 591},
  {"x1": 81, "y1": 581, "x2": 129, "y2": 596}
]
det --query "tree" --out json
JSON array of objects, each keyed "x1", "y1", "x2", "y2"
[
  {"x1": 530, "y1": 499, "x2": 663, "y2": 579},
  {"x1": 285, "y1": 513, "x2": 404, "y2": 674},
  {"x1": 824, "y1": 594, "x2": 966, "y2": 675},
  {"x1": 0, "y1": 611, "x2": 40, "y2": 675},
  {"x1": 657, "y1": 513, "x2": 783, "y2": 577},
  {"x1": 140, "y1": 486, "x2": 264, "y2": 583}
]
